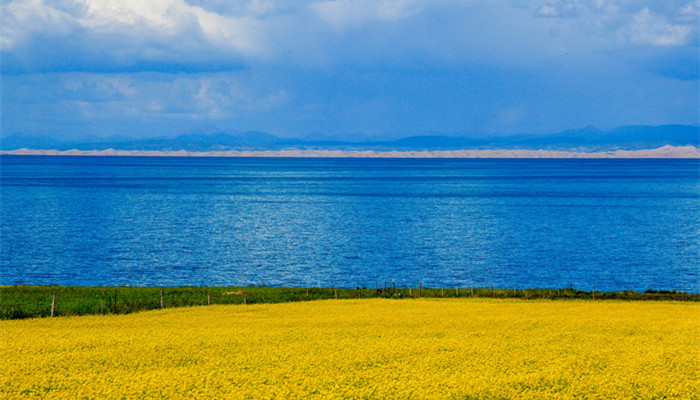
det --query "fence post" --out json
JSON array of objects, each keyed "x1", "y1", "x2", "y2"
[
  {"x1": 681, "y1": 281, "x2": 685, "y2": 301},
  {"x1": 409, "y1": 287, "x2": 412, "y2": 297},
  {"x1": 514, "y1": 286, "x2": 517, "y2": 297},
  {"x1": 441, "y1": 287, "x2": 444, "y2": 297},
  {"x1": 419, "y1": 281, "x2": 422, "y2": 297},
  {"x1": 51, "y1": 292, "x2": 56, "y2": 317},
  {"x1": 160, "y1": 290, "x2": 164, "y2": 309},
  {"x1": 334, "y1": 288, "x2": 338, "y2": 299},
  {"x1": 455, "y1": 286, "x2": 459, "y2": 297},
  {"x1": 592, "y1": 285, "x2": 595, "y2": 300},
  {"x1": 207, "y1": 292, "x2": 211, "y2": 306}
]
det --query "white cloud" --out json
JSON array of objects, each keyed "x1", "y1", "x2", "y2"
[
  {"x1": 78, "y1": 0, "x2": 268, "y2": 56},
  {"x1": 2, "y1": 0, "x2": 697, "y2": 138},
  {"x1": 1, "y1": 0, "x2": 77, "y2": 50},
  {"x1": 534, "y1": 0, "x2": 582, "y2": 18},
  {"x1": 129, "y1": 74, "x2": 289, "y2": 119},
  {"x1": 103, "y1": 76, "x2": 137, "y2": 96},
  {"x1": 621, "y1": 8, "x2": 693, "y2": 46},
  {"x1": 3, "y1": 0, "x2": 697, "y2": 74},
  {"x1": 2, "y1": 72, "x2": 290, "y2": 122},
  {"x1": 534, "y1": 5, "x2": 559, "y2": 18},
  {"x1": 1, "y1": 0, "x2": 268, "y2": 71},
  {"x1": 310, "y1": 0, "x2": 420, "y2": 31},
  {"x1": 532, "y1": 0, "x2": 698, "y2": 47}
]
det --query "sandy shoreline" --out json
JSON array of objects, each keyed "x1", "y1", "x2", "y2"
[{"x1": 1, "y1": 145, "x2": 698, "y2": 158}]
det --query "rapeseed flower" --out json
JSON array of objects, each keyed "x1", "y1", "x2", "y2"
[{"x1": 1, "y1": 299, "x2": 697, "y2": 399}]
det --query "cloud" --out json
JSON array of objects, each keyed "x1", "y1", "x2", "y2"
[
  {"x1": 532, "y1": 0, "x2": 699, "y2": 46},
  {"x1": 310, "y1": 0, "x2": 420, "y2": 32},
  {"x1": 621, "y1": 8, "x2": 693, "y2": 46},
  {"x1": 1, "y1": 0, "x2": 264, "y2": 73},
  {"x1": 534, "y1": 1, "x2": 582, "y2": 18},
  {"x1": 4, "y1": 0, "x2": 697, "y2": 74},
  {"x1": 1, "y1": 1, "x2": 697, "y2": 139},
  {"x1": 2, "y1": 71, "x2": 290, "y2": 123}
]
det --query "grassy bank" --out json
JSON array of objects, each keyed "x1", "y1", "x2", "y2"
[
  {"x1": 1, "y1": 285, "x2": 696, "y2": 319},
  {"x1": 2, "y1": 299, "x2": 698, "y2": 399}
]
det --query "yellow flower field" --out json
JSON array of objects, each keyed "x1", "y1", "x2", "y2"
[{"x1": 1, "y1": 299, "x2": 698, "y2": 399}]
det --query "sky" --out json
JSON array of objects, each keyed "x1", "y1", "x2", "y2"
[{"x1": 1, "y1": 0, "x2": 699, "y2": 140}]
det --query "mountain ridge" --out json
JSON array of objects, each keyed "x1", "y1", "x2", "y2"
[{"x1": 2, "y1": 125, "x2": 698, "y2": 152}]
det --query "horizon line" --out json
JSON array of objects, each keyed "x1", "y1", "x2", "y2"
[{"x1": 1, "y1": 145, "x2": 699, "y2": 159}]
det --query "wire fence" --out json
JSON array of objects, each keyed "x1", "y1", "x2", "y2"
[{"x1": 1, "y1": 284, "x2": 696, "y2": 320}]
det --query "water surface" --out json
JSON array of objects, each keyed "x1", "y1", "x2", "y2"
[{"x1": 1, "y1": 156, "x2": 698, "y2": 292}]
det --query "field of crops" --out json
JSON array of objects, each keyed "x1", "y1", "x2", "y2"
[{"x1": 1, "y1": 298, "x2": 698, "y2": 399}]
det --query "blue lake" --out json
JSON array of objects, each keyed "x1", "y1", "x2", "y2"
[{"x1": 1, "y1": 156, "x2": 698, "y2": 292}]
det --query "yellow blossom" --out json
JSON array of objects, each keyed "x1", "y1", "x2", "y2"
[{"x1": 1, "y1": 299, "x2": 698, "y2": 399}]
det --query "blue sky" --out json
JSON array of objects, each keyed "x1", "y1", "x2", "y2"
[{"x1": 1, "y1": 0, "x2": 698, "y2": 140}]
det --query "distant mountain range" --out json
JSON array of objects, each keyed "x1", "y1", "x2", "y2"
[{"x1": 1, "y1": 124, "x2": 698, "y2": 152}]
